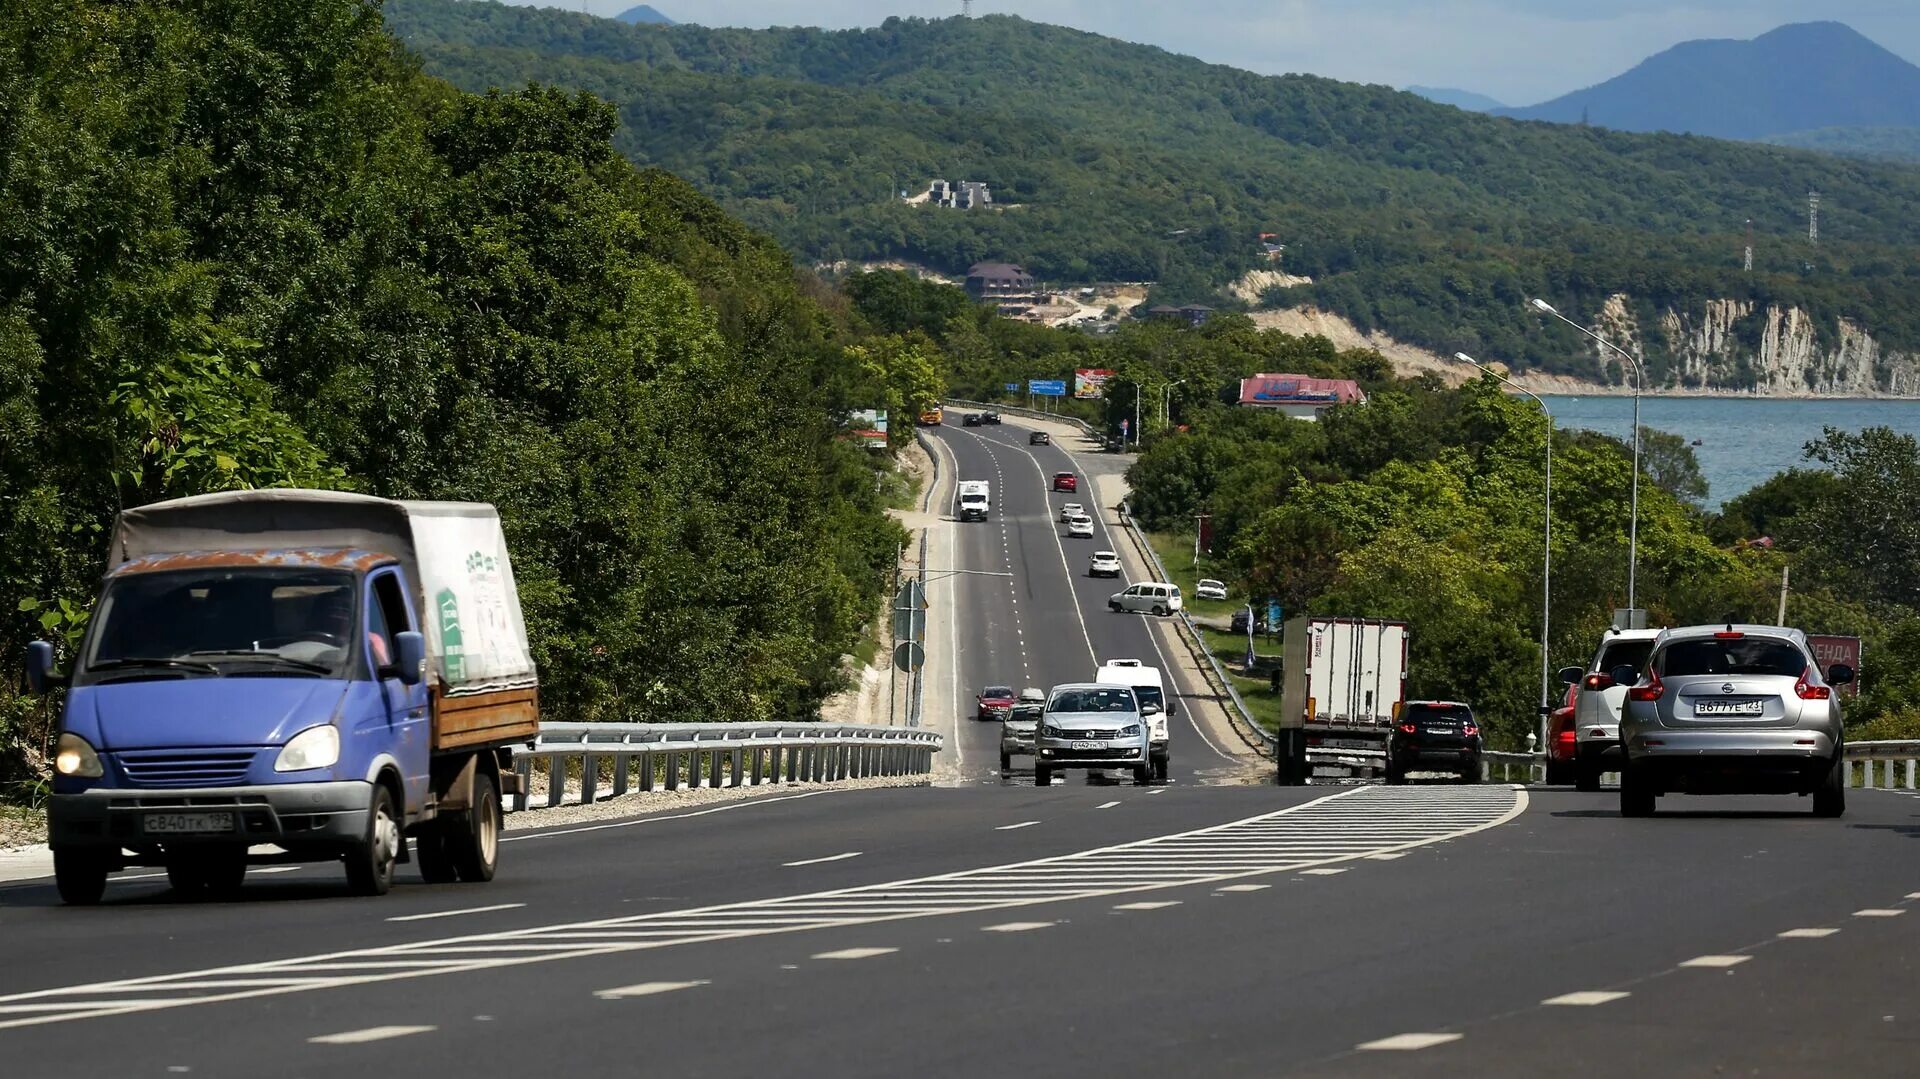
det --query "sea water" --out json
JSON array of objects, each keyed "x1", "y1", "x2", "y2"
[{"x1": 1537, "y1": 396, "x2": 1920, "y2": 508}]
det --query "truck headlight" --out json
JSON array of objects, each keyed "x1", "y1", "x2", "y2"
[
  {"x1": 54, "y1": 733, "x2": 104, "y2": 778},
  {"x1": 275, "y1": 724, "x2": 341, "y2": 772}
]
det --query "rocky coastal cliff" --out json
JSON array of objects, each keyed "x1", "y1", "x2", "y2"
[{"x1": 1591, "y1": 294, "x2": 1920, "y2": 396}]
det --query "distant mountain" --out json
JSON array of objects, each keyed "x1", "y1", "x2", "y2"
[
  {"x1": 614, "y1": 5, "x2": 671, "y2": 24},
  {"x1": 1499, "y1": 22, "x2": 1920, "y2": 141},
  {"x1": 1404, "y1": 85, "x2": 1505, "y2": 113}
]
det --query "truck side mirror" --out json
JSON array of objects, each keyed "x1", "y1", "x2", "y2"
[
  {"x1": 1556, "y1": 665, "x2": 1583, "y2": 686},
  {"x1": 1826, "y1": 664, "x2": 1855, "y2": 686},
  {"x1": 392, "y1": 631, "x2": 426, "y2": 687},
  {"x1": 24, "y1": 641, "x2": 59, "y2": 695},
  {"x1": 1141, "y1": 703, "x2": 1162, "y2": 716}
]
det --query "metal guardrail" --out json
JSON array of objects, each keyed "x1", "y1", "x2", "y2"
[
  {"x1": 511, "y1": 723, "x2": 944, "y2": 811},
  {"x1": 1482, "y1": 740, "x2": 1920, "y2": 788}
]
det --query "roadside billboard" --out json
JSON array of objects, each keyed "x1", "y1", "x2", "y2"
[
  {"x1": 1073, "y1": 368, "x2": 1114, "y2": 399},
  {"x1": 849, "y1": 408, "x2": 888, "y2": 434},
  {"x1": 1808, "y1": 634, "x2": 1863, "y2": 696},
  {"x1": 1028, "y1": 379, "x2": 1067, "y2": 397}
]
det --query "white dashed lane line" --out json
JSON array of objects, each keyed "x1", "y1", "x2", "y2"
[
  {"x1": 309, "y1": 1026, "x2": 436, "y2": 1046},
  {"x1": 996, "y1": 821, "x2": 1040, "y2": 831},
  {"x1": 1113, "y1": 901, "x2": 1181, "y2": 911},
  {"x1": 783, "y1": 852, "x2": 863, "y2": 868},
  {"x1": 1543, "y1": 991, "x2": 1630, "y2": 1006},
  {"x1": 1853, "y1": 908, "x2": 1905, "y2": 917},
  {"x1": 1215, "y1": 883, "x2": 1270, "y2": 893},
  {"x1": 1358, "y1": 1032, "x2": 1462, "y2": 1052},
  {"x1": 1095, "y1": 800, "x2": 1121, "y2": 809},
  {"x1": 812, "y1": 948, "x2": 897, "y2": 961},
  {"x1": 594, "y1": 980, "x2": 709, "y2": 1000},
  {"x1": 1779, "y1": 927, "x2": 1840, "y2": 938},
  {"x1": 1679, "y1": 954, "x2": 1750, "y2": 968},
  {"x1": 982, "y1": 922, "x2": 1054, "y2": 933}
]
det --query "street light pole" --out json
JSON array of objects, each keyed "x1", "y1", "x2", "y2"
[
  {"x1": 1530, "y1": 298, "x2": 1643, "y2": 612},
  {"x1": 1455, "y1": 353, "x2": 1554, "y2": 750},
  {"x1": 1162, "y1": 379, "x2": 1186, "y2": 429}
]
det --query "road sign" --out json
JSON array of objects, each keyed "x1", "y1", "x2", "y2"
[
  {"x1": 1120, "y1": 418, "x2": 1130, "y2": 434},
  {"x1": 1028, "y1": 379, "x2": 1067, "y2": 397},
  {"x1": 893, "y1": 641, "x2": 926, "y2": 672},
  {"x1": 892, "y1": 604, "x2": 926, "y2": 643},
  {"x1": 1808, "y1": 634, "x2": 1862, "y2": 696},
  {"x1": 1267, "y1": 599, "x2": 1283, "y2": 633},
  {"x1": 1003, "y1": 382, "x2": 1020, "y2": 392}
]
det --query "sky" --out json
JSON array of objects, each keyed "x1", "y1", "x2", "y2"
[{"x1": 535, "y1": 1, "x2": 1920, "y2": 105}]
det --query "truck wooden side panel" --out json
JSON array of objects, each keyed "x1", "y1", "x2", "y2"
[{"x1": 432, "y1": 686, "x2": 540, "y2": 752}]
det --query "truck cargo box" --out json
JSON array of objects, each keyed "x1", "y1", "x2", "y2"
[
  {"x1": 1279, "y1": 616, "x2": 1408, "y2": 731},
  {"x1": 110, "y1": 489, "x2": 538, "y2": 751}
]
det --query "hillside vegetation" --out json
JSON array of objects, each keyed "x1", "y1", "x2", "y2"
[
  {"x1": 1, "y1": 0, "x2": 935, "y2": 794},
  {"x1": 385, "y1": 2, "x2": 1920, "y2": 385}
]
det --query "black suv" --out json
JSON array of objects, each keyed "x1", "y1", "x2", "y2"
[
  {"x1": 1029, "y1": 431, "x2": 1050, "y2": 445},
  {"x1": 962, "y1": 413, "x2": 982, "y2": 427},
  {"x1": 980, "y1": 411, "x2": 1002, "y2": 425},
  {"x1": 1386, "y1": 701, "x2": 1482, "y2": 784}
]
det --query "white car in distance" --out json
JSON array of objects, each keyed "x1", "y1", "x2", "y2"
[
  {"x1": 1195, "y1": 578, "x2": 1228, "y2": 601},
  {"x1": 1066, "y1": 514, "x2": 1095, "y2": 538},
  {"x1": 1088, "y1": 551, "x2": 1122, "y2": 578},
  {"x1": 1059, "y1": 502, "x2": 1084, "y2": 522}
]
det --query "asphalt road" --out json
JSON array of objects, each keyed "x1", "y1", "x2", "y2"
[
  {"x1": 4, "y1": 417, "x2": 1919, "y2": 1076},
  {"x1": 930, "y1": 418, "x2": 1246, "y2": 785}
]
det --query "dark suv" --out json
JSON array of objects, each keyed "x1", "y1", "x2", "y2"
[
  {"x1": 1386, "y1": 701, "x2": 1482, "y2": 784},
  {"x1": 1029, "y1": 431, "x2": 1050, "y2": 445}
]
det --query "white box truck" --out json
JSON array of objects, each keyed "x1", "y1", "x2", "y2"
[
  {"x1": 1277, "y1": 616, "x2": 1408, "y2": 783},
  {"x1": 956, "y1": 480, "x2": 991, "y2": 521}
]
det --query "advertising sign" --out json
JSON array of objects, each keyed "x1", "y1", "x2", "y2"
[
  {"x1": 849, "y1": 408, "x2": 888, "y2": 434},
  {"x1": 1028, "y1": 379, "x2": 1067, "y2": 397},
  {"x1": 1808, "y1": 634, "x2": 1863, "y2": 696},
  {"x1": 1074, "y1": 368, "x2": 1115, "y2": 399}
]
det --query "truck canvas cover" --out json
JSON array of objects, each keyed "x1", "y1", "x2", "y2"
[{"x1": 109, "y1": 489, "x2": 536, "y2": 699}]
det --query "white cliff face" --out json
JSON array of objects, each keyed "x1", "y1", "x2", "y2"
[{"x1": 1583, "y1": 293, "x2": 1920, "y2": 396}]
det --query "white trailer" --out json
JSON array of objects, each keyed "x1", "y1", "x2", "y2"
[{"x1": 1277, "y1": 616, "x2": 1409, "y2": 782}]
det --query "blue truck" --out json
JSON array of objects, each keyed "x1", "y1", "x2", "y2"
[{"x1": 25, "y1": 490, "x2": 539, "y2": 904}]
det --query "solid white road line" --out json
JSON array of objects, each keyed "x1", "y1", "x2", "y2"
[
  {"x1": 1113, "y1": 901, "x2": 1181, "y2": 910},
  {"x1": 309, "y1": 1025, "x2": 436, "y2": 1045},
  {"x1": 1358, "y1": 1032, "x2": 1462, "y2": 1051},
  {"x1": 1214, "y1": 884, "x2": 1270, "y2": 893},
  {"x1": 1543, "y1": 991, "x2": 1630, "y2": 1006},
  {"x1": 982, "y1": 922, "x2": 1054, "y2": 932},
  {"x1": 1096, "y1": 801, "x2": 1121, "y2": 809},
  {"x1": 386, "y1": 904, "x2": 526, "y2": 923},
  {"x1": 812, "y1": 948, "x2": 897, "y2": 960},
  {"x1": 594, "y1": 980, "x2": 710, "y2": 1000},
  {"x1": 783, "y1": 852, "x2": 864, "y2": 867},
  {"x1": 1778, "y1": 928, "x2": 1840, "y2": 939},
  {"x1": 1680, "y1": 955, "x2": 1751, "y2": 968},
  {"x1": 1854, "y1": 908, "x2": 1905, "y2": 917},
  {"x1": 996, "y1": 821, "x2": 1040, "y2": 830}
]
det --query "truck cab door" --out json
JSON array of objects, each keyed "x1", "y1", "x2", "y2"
[{"x1": 367, "y1": 569, "x2": 431, "y2": 815}]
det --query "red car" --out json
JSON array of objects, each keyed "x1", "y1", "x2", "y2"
[
  {"x1": 1544, "y1": 681, "x2": 1578, "y2": 785},
  {"x1": 1052, "y1": 472, "x2": 1077, "y2": 493},
  {"x1": 975, "y1": 685, "x2": 1016, "y2": 722}
]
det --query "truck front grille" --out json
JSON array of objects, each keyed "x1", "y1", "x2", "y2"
[{"x1": 117, "y1": 750, "x2": 256, "y2": 788}]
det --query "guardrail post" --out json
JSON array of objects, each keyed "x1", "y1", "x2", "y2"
[
  {"x1": 750, "y1": 746, "x2": 765, "y2": 785},
  {"x1": 514, "y1": 755, "x2": 533, "y2": 812},
  {"x1": 665, "y1": 750, "x2": 681, "y2": 791},
  {"x1": 729, "y1": 747, "x2": 744, "y2": 787},
  {"x1": 1883, "y1": 760, "x2": 1895, "y2": 789},
  {"x1": 612, "y1": 749, "x2": 629, "y2": 798},
  {"x1": 546, "y1": 753, "x2": 565, "y2": 807},
  {"x1": 837, "y1": 743, "x2": 852, "y2": 780},
  {"x1": 1907, "y1": 759, "x2": 1915, "y2": 790},
  {"x1": 1863, "y1": 760, "x2": 1875, "y2": 789},
  {"x1": 813, "y1": 740, "x2": 828, "y2": 782},
  {"x1": 705, "y1": 746, "x2": 722, "y2": 788},
  {"x1": 581, "y1": 751, "x2": 598, "y2": 805}
]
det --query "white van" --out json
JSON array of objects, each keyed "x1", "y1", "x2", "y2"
[
  {"x1": 1098, "y1": 660, "x2": 1171, "y2": 781},
  {"x1": 956, "y1": 480, "x2": 991, "y2": 521},
  {"x1": 1108, "y1": 581, "x2": 1181, "y2": 615}
]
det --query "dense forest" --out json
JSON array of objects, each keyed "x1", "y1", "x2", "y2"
[
  {"x1": 384, "y1": 1, "x2": 1920, "y2": 385},
  {"x1": 0, "y1": 0, "x2": 941, "y2": 798}
]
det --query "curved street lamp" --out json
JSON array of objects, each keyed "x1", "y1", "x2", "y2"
[
  {"x1": 1455, "y1": 353, "x2": 1554, "y2": 750},
  {"x1": 1529, "y1": 298, "x2": 1644, "y2": 613},
  {"x1": 1162, "y1": 379, "x2": 1186, "y2": 429}
]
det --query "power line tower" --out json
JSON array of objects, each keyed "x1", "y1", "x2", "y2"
[
  {"x1": 1807, "y1": 190, "x2": 1820, "y2": 245},
  {"x1": 962, "y1": 0, "x2": 973, "y2": 16},
  {"x1": 1743, "y1": 219, "x2": 1753, "y2": 273}
]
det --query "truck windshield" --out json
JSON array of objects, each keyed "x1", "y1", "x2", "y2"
[{"x1": 81, "y1": 568, "x2": 358, "y2": 682}]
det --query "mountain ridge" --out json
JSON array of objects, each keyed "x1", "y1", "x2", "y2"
[{"x1": 1405, "y1": 85, "x2": 1505, "y2": 112}]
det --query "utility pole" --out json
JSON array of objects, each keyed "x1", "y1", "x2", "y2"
[
  {"x1": 1777, "y1": 563, "x2": 1790, "y2": 625},
  {"x1": 1743, "y1": 219, "x2": 1753, "y2": 273},
  {"x1": 1808, "y1": 190, "x2": 1820, "y2": 246}
]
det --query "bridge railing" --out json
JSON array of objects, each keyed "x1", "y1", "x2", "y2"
[
  {"x1": 1481, "y1": 740, "x2": 1920, "y2": 789},
  {"x1": 511, "y1": 723, "x2": 944, "y2": 812}
]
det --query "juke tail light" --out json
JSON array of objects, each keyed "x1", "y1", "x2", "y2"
[
  {"x1": 1627, "y1": 669, "x2": 1666, "y2": 702},
  {"x1": 1795, "y1": 667, "x2": 1832, "y2": 700}
]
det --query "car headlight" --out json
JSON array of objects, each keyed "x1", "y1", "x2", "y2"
[
  {"x1": 54, "y1": 732, "x2": 104, "y2": 778},
  {"x1": 1120, "y1": 724, "x2": 1142, "y2": 738},
  {"x1": 1041, "y1": 724, "x2": 1066, "y2": 738},
  {"x1": 274, "y1": 724, "x2": 341, "y2": 772}
]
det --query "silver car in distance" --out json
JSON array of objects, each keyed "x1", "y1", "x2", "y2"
[{"x1": 1033, "y1": 683, "x2": 1155, "y2": 788}]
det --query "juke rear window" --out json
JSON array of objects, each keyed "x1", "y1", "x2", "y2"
[{"x1": 1657, "y1": 637, "x2": 1805, "y2": 678}]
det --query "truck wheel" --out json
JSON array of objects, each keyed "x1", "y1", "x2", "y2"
[
  {"x1": 1575, "y1": 759, "x2": 1602, "y2": 792},
  {"x1": 1132, "y1": 764, "x2": 1152, "y2": 786},
  {"x1": 999, "y1": 750, "x2": 1011, "y2": 772},
  {"x1": 1811, "y1": 753, "x2": 1846, "y2": 818},
  {"x1": 167, "y1": 851, "x2": 246, "y2": 898},
  {"x1": 1153, "y1": 757, "x2": 1169, "y2": 782},
  {"x1": 415, "y1": 827, "x2": 458, "y2": 884},
  {"x1": 1035, "y1": 764, "x2": 1052, "y2": 786},
  {"x1": 449, "y1": 772, "x2": 501, "y2": 883},
  {"x1": 54, "y1": 850, "x2": 110, "y2": 906},
  {"x1": 345, "y1": 784, "x2": 400, "y2": 896}
]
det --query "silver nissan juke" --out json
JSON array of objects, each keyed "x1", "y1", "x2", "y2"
[{"x1": 1616, "y1": 624, "x2": 1854, "y2": 818}]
